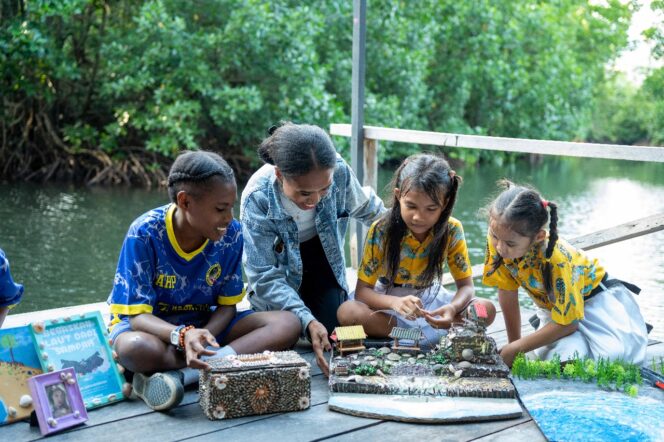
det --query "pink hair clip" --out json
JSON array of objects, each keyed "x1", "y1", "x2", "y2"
[{"x1": 541, "y1": 199, "x2": 549, "y2": 209}]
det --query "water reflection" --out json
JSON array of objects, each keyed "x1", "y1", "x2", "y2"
[{"x1": 1, "y1": 156, "x2": 663, "y2": 342}]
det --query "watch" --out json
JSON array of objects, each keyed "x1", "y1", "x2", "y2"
[{"x1": 170, "y1": 325, "x2": 185, "y2": 349}]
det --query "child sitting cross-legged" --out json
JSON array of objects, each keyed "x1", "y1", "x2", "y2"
[
  {"x1": 108, "y1": 150, "x2": 300, "y2": 411},
  {"x1": 337, "y1": 154, "x2": 496, "y2": 345}
]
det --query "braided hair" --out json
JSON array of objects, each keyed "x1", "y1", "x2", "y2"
[
  {"x1": 257, "y1": 122, "x2": 337, "y2": 178},
  {"x1": 167, "y1": 150, "x2": 235, "y2": 202},
  {"x1": 488, "y1": 180, "x2": 559, "y2": 302},
  {"x1": 379, "y1": 154, "x2": 461, "y2": 290}
]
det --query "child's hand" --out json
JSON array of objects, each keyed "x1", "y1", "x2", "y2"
[
  {"x1": 422, "y1": 304, "x2": 457, "y2": 330},
  {"x1": 183, "y1": 328, "x2": 219, "y2": 370},
  {"x1": 391, "y1": 296, "x2": 424, "y2": 320},
  {"x1": 499, "y1": 342, "x2": 519, "y2": 368}
]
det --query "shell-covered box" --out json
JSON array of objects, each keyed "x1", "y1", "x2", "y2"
[{"x1": 199, "y1": 351, "x2": 311, "y2": 420}]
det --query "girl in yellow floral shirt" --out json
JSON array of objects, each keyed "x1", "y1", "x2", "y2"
[
  {"x1": 337, "y1": 154, "x2": 496, "y2": 344},
  {"x1": 483, "y1": 181, "x2": 648, "y2": 367}
]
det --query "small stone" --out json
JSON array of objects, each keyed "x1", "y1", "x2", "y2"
[
  {"x1": 19, "y1": 395, "x2": 32, "y2": 408},
  {"x1": 387, "y1": 353, "x2": 401, "y2": 361},
  {"x1": 407, "y1": 358, "x2": 416, "y2": 364},
  {"x1": 8, "y1": 407, "x2": 17, "y2": 417},
  {"x1": 363, "y1": 355, "x2": 376, "y2": 361},
  {"x1": 369, "y1": 360, "x2": 378, "y2": 366},
  {"x1": 454, "y1": 369, "x2": 463, "y2": 378},
  {"x1": 417, "y1": 354, "x2": 425, "y2": 359},
  {"x1": 378, "y1": 347, "x2": 391, "y2": 354},
  {"x1": 462, "y1": 348, "x2": 474, "y2": 361},
  {"x1": 385, "y1": 360, "x2": 394, "y2": 366},
  {"x1": 432, "y1": 364, "x2": 444, "y2": 372},
  {"x1": 48, "y1": 417, "x2": 57, "y2": 427},
  {"x1": 457, "y1": 361, "x2": 472, "y2": 369},
  {"x1": 448, "y1": 364, "x2": 456, "y2": 373}
]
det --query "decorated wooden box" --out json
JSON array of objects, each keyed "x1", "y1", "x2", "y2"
[{"x1": 199, "y1": 351, "x2": 311, "y2": 420}]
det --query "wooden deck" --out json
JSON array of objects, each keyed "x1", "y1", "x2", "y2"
[{"x1": 4, "y1": 304, "x2": 663, "y2": 442}]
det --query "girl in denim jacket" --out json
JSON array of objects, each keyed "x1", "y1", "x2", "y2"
[
  {"x1": 240, "y1": 123, "x2": 385, "y2": 375},
  {"x1": 337, "y1": 154, "x2": 496, "y2": 346}
]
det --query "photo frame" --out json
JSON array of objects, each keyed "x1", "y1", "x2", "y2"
[
  {"x1": 28, "y1": 368, "x2": 88, "y2": 436},
  {"x1": 31, "y1": 311, "x2": 126, "y2": 409},
  {"x1": 0, "y1": 325, "x2": 43, "y2": 425}
]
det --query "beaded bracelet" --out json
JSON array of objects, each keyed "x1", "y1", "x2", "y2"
[{"x1": 178, "y1": 325, "x2": 195, "y2": 350}]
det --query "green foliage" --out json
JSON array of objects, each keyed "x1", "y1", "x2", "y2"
[
  {"x1": 651, "y1": 356, "x2": 664, "y2": 375},
  {"x1": 2, "y1": 0, "x2": 658, "y2": 181},
  {"x1": 353, "y1": 364, "x2": 377, "y2": 376},
  {"x1": 512, "y1": 353, "x2": 642, "y2": 396}
]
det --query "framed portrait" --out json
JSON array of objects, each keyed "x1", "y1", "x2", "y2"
[
  {"x1": 0, "y1": 325, "x2": 43, "y2": 425},
  {"x1": 31, "y1": 311, "x2": 126, "y2": 409},
  {"x1": 28, "y1": 368, "x2": 88, "y2": 436}
]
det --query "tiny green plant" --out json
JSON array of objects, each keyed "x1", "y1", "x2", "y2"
[
  {"x1": 511, "y1": 353, "x2": 641, "y2": 396},
  {"x1": 651, "y1": 357, "x2": 664, "y2": 375},
  {"x1": 354, "y1": 364, "x2": 378, "y2": 376}
]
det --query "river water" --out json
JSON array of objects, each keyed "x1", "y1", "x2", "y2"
[{"x1": 1, "y1": 156, "x2": 663, "y2": 342}]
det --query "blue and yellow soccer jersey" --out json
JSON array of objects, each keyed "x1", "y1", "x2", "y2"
[
  {"x1": 0, "y1": 248, "x2": 23, "y2": 308},
  {"x1": 108, "y1": 204, "x2": 245, "y2": 333}
]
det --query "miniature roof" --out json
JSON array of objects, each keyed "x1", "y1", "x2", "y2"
[
  {"x1": 471, "y1": 302, "x2": 488, "y2": 318},
  {"x1": 389, "y1": 327, "x2": 422, "y2": 341},
  {"x1": 334, "y1": 325, "x2": 367, "y2": 340}
]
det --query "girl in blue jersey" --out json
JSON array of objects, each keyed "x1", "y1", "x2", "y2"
[
  {"x1": 108, "y1": 151, "x2": 300, "y2": 411},
  {"x1": 0, "y1": 248, "x2": 24, "y2": 328}
]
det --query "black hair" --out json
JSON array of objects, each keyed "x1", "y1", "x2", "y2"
[
  {"x1": 167, "y1": 150, "x2": 235, "y2": 202},
  {"x1": 487, "y1": 180, "x2": 559, "y2": 302},
  {"x1": 377, "y1": 153, "x2": 461, "y2": 290},
  {"x1": 257, "y1": 122, "x2": 337, "y2": 178}
]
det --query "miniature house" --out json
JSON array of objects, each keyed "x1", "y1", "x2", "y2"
[
  {"x1": 389, "y1": 327, "x2": 422, "y2": 352},
  {"x1": 467, "y1": 302, "x2": 489, "y2": 327},
  {"x1": 333, "y1": 325, "x2": 367, "y2": 355}
]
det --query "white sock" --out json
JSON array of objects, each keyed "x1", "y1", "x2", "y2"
[
  {"x1": 200, "y1": 345, "x2": 237, "y2": 361},
  {"x1": 179, "y1": 367, "x2": 199, "y2": 386}
]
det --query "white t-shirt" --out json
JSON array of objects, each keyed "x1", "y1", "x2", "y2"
[{"x1": 279, "y1": 194, "x2": 317, "y2": 242}]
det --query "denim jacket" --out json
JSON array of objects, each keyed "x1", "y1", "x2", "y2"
[{"x1": 240, "y1": 155, "x2": 386, "y2": 333}]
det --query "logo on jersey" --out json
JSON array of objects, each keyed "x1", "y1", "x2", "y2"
[{"x1": 206, "y1": 263, "x2": 222, "y2": 286}]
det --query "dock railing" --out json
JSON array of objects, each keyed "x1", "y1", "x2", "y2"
[{"x1": 329, "y1": 123, "x2": 664, "y2": 274}]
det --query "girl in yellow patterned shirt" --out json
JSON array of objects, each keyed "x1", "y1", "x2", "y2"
[
  {"x1": 337, "y1": 154, "x2": 496, "y2": 345},
  {"x1": 483, "y1": 181, "x2": 648, "y2": 367}
]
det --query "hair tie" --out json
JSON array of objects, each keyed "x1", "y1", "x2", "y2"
[
  {"x1": 449, "y1": 170, "x2": 456, "y2": 179},
  {"x1": 267, "y1": 125, "x2": 278, "y2": 135},
  {"x1": 541, "y1": 199, "x2": 549, "y2": 209}
]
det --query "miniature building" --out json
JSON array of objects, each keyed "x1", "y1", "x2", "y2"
[
  {"x1": 466, "y1": 302, "x2": 488, "y2": 328},
  {"x1": 439, "y1": 323, "x2": 499, "y2": 365},
  {"x1": 389, "y1": 327, "x2": 422, "y2": 352},
  {"x1": 333, "y1": 325, "x2": 367, "y2": 355}
]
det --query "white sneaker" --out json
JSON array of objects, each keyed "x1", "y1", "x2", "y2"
[{"x1": 132, "y1": 370, "x2": 184, "y2": 411}]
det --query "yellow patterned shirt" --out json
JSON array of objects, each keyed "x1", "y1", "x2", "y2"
[
  {"x1": 358, "y1": 217, "x2": 473, "y2": 287},
  {"x1": 482, "y1": 233, "x2": 605, "y2": 325}
]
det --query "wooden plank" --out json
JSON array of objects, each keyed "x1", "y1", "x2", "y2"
[
  {"x1": 32, "y1": 374, "x2": 332, "y2": 442},
  {"x1": 320, "y1": 414, "x2": 533, "y2": 442},
  {"x1": 568, "y1": 213, "x2": 664, "y2": 251},
  {"x1": 5, "y1": 298, "x2": 255, "y2": 329},
  {"x1": 329, "y1": 124, "x2": 664, "y2": 163},
  {"x1": 472, "y1": 420, "x2": 547, "y2": 442},
  {"x1": 363, "y1": 138, "x2": 378, "y2": 192},
  {"x1": 4, "y1": 301, "x2": 110, "y2": 328},
  {"x1": 186, "y1": 402, "x2": 381, "y2": 442},
  {"x1": 442, "y1": 213, "x2": 664, "y2": 285}
]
